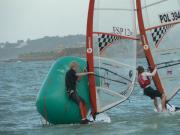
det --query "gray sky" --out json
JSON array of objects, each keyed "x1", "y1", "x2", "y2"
[
  {"x1": 0, "y1": 0, "x2": 89, "y2": 42},
  {"x1": 0, "y1": 0, "x2": 179, "y2": 43}
]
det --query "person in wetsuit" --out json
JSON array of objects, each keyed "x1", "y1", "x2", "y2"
[
  {"x1": 65, "y1": 62, "x2": 94, "y2": 124},
  {"x1": 137, "y1": 66, "x2": 167, "y2": 112}
]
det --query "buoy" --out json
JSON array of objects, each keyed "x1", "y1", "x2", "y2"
[{"x1": 36, "y1": 56, "x2": 91, "y2": 124}]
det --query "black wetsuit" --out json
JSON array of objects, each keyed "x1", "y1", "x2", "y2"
[
  {"x1": 65, "y1": 69, "x2": 85, "y2": 105},
  {"x1": 144, "y1": 86, "x2": 162, "y2": 99}
]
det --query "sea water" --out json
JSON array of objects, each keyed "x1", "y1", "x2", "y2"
[{"x1": 0, "y1": 59, "x2": 180, "y2": 135}]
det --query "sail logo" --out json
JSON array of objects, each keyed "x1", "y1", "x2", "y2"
[
  {"x1": 98, "y1": 34, "x2": 120, "y2": 53},
  {"x1": 87, "y1": 37, "x2": 93, "y2": 54},
  {"x1": 113, "y1": 27, "x2": 133, "y2": 36},
  {"x1": 151, "y1": 25, "x2": 173, "y2": 48},
  {"x1": 167, "y1": 69, "x2": 173, "y2": 76},
  {"x1": 159, "y1": 10, "x2": 180, "y2": 23}
]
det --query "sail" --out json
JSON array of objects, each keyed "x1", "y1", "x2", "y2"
[
  {"x1": 136, "y1": 0, "x2": 180, "y2": 101},
  {"x1": 86, "y1": 0, "x2": 137, "y2": 114}
]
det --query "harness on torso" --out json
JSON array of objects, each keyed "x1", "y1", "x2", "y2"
[{"x1": 138, "y1": 73, "x2": 151, "y2": 89}]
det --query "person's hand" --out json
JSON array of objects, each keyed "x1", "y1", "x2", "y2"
[
  {"x1": 154, "y1": 65, "x2": 157, "y2": 69},
  {"x1": 89, "y1": 72, "x2": 94, "y2": 75}
]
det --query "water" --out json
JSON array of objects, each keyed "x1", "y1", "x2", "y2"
[{"x1": 0, "y1": 60, "x2": 180, "y2": 135}]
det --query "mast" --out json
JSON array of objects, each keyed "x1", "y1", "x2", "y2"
[
  {"x1": 86, "y1": 0, "x2": 97, "y2": 116},
  {"x1": 136, "y1": 0, "x2": 164, "y2": 94}
]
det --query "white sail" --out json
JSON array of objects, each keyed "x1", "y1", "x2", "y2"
[
  {"x1": 136, "y1": 0, "x2": 180, "y2": 101},
  {"x1": 86, "y1": 0, "x2": 137, "y2": 113}
]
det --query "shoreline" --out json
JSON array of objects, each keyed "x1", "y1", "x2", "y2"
[{"x1": 1, "y1": 45, "x2": 145, "y2": 62}]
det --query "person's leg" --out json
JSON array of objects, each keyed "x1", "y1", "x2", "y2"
[
  {"x1": 70, "y1": 92, "x2": 87, "y2": 120},
  {"x1": 145, "y1": 87, "x2": 163, "y2": 112},
  {"x1": 153, "y1": 97, "x2": 160, "y2": 112},
  {"x1": 79, "y1": 101, "x2": 87, "y2": 120},
  {"x1": 154, "y1": 91, "x2": 166, "y2": 112},
  {"x1": 80, "y1": 97, "x2": 87, "y2": 118},
  {"x1": 78, "y1": 97, "x2": 92, "y2": 124},
  {"x1": 147, "y1": 87, "x2": 167, "y2": 112},
  {"x1": 161, "y1": 93, "x2": 167, "y2": 112}
]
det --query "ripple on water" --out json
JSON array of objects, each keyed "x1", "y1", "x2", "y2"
[{"x1": 0, "y1": 60, "x2": 180, "y2": 135}]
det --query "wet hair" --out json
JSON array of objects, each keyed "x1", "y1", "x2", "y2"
[
  {"x1": 137, "y1": 66, "x2": 144, "y2": 74},
  {"x1": 70, "y1": 62, "x2": 78, "y2": 69}
]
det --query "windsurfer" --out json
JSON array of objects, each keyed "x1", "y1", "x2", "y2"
[
  {"x1": 65, "y1": 62, "x2": 94, "y2": 124},
  {"x1": 137, "y1": 66, "x2": 167, "y2": 112}
]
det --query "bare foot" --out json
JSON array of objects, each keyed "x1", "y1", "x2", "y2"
[
  {"x1": 155, "y1": 107, "x2": 161, "y2": 112},
  {"x1": 157, "y1": 108, "x2": 161, "y2": 112},
  {"x1": 162, "y1": 109, "x2": 167, "y2": 112}
]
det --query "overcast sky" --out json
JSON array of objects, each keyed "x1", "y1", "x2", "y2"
[
  {"x1": 0, "y1": 0, "x2": 89, "y2": 42},
  {"x1": 0, "y1": 0, "x2": 179, "y2": 43}
]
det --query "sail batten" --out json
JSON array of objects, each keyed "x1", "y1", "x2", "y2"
[
  {"x1": 93, "y1": 32, "x2": 139, "y2": 40},
  {"x1": 94, "y1": 57, "x2": 136, "y2": 69},
  {"x1": 94, "y1": 8, "x2": 136, "y2": 11},
  {"x1": 142, "y1": 0, "x2": 168, "y2": 9},
  {"x1": 153, "y1": 47, "x2": 180, "y2": 52},
  {"x1": 145, "y1": 21, "x2": 180, "y2": 31}
]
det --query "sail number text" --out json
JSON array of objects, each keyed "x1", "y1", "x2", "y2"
[
  {"x1": 113, "y1": 27, "x2": 133, "y2": 36},
  {"x1": 159, "y1": 10, "x2": 180, "y2": 23}
]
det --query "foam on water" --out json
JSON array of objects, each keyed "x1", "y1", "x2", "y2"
[{"x1": 87, "y1": 112, "x2": 111, "y2": 123}]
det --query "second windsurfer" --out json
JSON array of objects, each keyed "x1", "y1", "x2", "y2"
[{"x1": 137, "y1": 66, "x2": 167, "y2": 112}]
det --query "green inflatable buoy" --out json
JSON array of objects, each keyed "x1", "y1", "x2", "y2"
[{"x1": 36, "y1": 56, "x2": 91, "y2": 124}]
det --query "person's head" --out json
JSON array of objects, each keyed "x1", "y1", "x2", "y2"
[
  {"x1": 70, "y1": 62, "x2": 78, "y2": 71},
  {"x1": 137, "y1": 66, "x2": 144, "y2": 74}
]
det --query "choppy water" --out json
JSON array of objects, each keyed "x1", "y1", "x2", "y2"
[{"x1": 0, "y1": 59, "x2": 180, "y2": 135}]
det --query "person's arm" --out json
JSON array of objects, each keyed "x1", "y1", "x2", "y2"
[
  {"x1": 76, "y1": 72, "x2": 94, "y2": 80},
  {"x1": 145, "y1": 68, "x2": 157, "y2": 77},
  {"x1": 76, "y1": 72, "x2": 94, "y2": 77}
]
